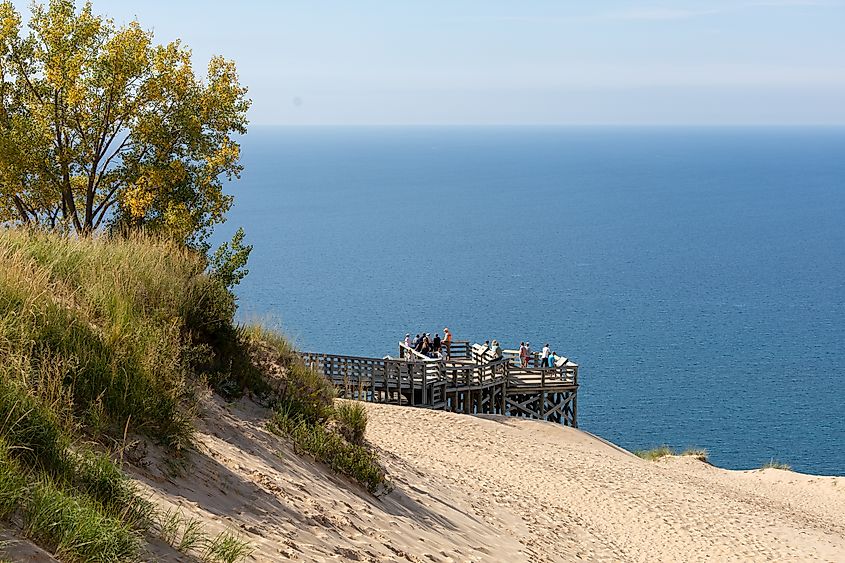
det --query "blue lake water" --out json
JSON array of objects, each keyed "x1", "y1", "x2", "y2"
[{"x1": 215, "y1": 126, "x2": 845, "y2": 476}]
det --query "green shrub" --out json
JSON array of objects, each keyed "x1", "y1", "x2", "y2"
[
  {"x1": 335, "y1": 401, "x2": 368, "y2": 446},
  {"x1": 241, "y1": 325, "x2": 334, "y2": 421},
  {"x1": 270, "y1": 412, "x2": 388, "y2": 494},
  {"x1": 283, "y1": 361, "x2": 336, "y2": 424}
]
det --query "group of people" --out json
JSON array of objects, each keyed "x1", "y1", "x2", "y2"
[
  {"x1": 402, "y1": 329, "x2": 564, "y2": 368},
  {"x1": 404, "y1": 327, "x2": 453, "y2": 359},
  {"x1": 477, "y1": 340, "x2": 503, "y2": 360},
  {"x1": 520, "y1": 342, "x2": 564, "y2": 368},
  {"x1": 480, "y1": 340, "x2": 562, "y2": 367}
]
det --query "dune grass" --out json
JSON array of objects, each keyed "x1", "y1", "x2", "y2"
[
  {"x1": 252, "y1": 328, "x2": 390, "y2": 494},
  {"x1": 762, "y1": 459, "x2": 792, "y2": 470},
  {"x1": 0, "y1": 229, "x2": 388, "y2": 558},
  {"x1": 635, "y1": 445, "x2": 709, "y2": 462},
  {"x1": 153, "y1": 507, "x2": 253, "y2": 562},
  {"x1": 335, "y1": 401, "x2": 368, "y2": 446},
  {"x1": 0, "y1": 229, "x2": 257, "y2": 561}
]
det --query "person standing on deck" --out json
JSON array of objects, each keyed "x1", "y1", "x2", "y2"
[
  {"x1": 443, "y1": 327, "x2": 452, "y2": 359},
  {"x1": 432, "y1": 333, "x2": 442, "y2": 357},
  {"x1": 404, "y1": 334, "x2": 412, "y2": 357},
  {"x1": 421, "y1": 334, "x2": 431, "y2": 357},
  {"x1": 519, "y1": 342, "x2": 528, "y2": 367},
  {"x1": 491, "y1": 340, "x2": 503, "y2": 360},
  {"x1": 525, "y1": 342, "x2": 532, "y2": 367},
  {"x1": 541, "y1": 343, "x2": 551, "y2": 367}
]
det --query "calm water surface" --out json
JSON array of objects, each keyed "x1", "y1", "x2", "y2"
[{"x1": 215, "y1": 126, "x2": 845, "y2": 475}]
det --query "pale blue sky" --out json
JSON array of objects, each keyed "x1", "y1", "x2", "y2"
[{"x1": 13, "y1": 1, "x2": 845, "y2": 125}]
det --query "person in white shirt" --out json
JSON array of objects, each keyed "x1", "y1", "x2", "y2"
[{"x1": 541, "y1": 343, "x2": 551, "y2": 367}]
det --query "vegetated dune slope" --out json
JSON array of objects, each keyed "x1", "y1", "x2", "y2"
[{"x1": 128, "y1": 397, "x2": 844, "y2": 563}]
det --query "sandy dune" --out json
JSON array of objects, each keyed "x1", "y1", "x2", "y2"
[{"x1": 123, "y1": 397, "x2": 845, "y2": 562}]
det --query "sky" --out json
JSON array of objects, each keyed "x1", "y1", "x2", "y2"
[{"x1": 12, "y1": 0, "x2": 845, "y2": 125}]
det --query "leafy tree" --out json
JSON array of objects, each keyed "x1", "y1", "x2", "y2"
[
  {"x1": 209, "y1": 227, "x2": 252, "y2": 289},
  {"x1": 0, "y1": 0, "x2": 251, "y2": 248}
]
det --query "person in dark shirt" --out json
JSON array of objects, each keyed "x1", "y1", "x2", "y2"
[
  {"x1": 432, "y1": 333, "x2": 442, "y2": 356},
  {"x1": 420, "y1": 334, "x2": 431, "y2": 356}
]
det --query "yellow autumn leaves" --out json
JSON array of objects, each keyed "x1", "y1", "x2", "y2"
[{"x1": 0, "y1": 0, "x2": 251, "y2": 249}]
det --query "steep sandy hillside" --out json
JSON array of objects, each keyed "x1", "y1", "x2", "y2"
[{"x1": 128, "y1": 397, "x2": 845, "y2": 562}]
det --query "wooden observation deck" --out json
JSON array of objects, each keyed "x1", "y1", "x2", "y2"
[{"x1": 301, "y1": 340, "x2": 579, "y2": 426}]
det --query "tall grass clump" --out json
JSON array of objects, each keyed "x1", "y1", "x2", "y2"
[
  {"x1": 0, "y1": 229, "x2": 258, "y2": 560},
  {"x1": 762, "y1": 459, "x2": 792, "y2": 470},
  {"x1": 335, "y1": 401, "x2": 368, "y2": 446},
  {"x1": 204, "y1": 531, "x2": 254, "y2": 563},
  {"x1": 0, "y1": 229, "x2": 259, "y2": 447},
  {"x1": 153, "y1": 508, "x2": 252, "y2": 562},
  {"x1": 270, "y1": 411, "x2": 388, "y2": 494},
  {"x1": 251, "y1": 327, "x2": 389, "y2": 494},
  {"x1": 25, "y1": 478, "x2": 138, "y2": 563},
  {"x1": 635, "y1": 445, "x2": 709, "y2": 462}
]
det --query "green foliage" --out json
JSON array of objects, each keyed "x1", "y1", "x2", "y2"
[
  {"x1": 0, "y1": 229, "x2": 260, "y2": 446},
  {"x1": 25, "y1": 478, "x2": 138, "y2": 563},
  {"x1": 0, "y1": 0, "x2": 251, "y2": 247},
  {"x1": 0, "y1": 377, "x2": 69, "y2": 472},
  {"x1": 153, "y1": 508, "x2": 252, "y2": 562},
  {"x1": 209, "y1": 227, "x2": 252, "y2": 289},
  {"x1": 248, "y1": 326, "x2": 335, "y2": 424},
  {"x1": 270, "y1": 410, "x2": 388, "y2": 495},
  {"x1": 0, "y1": 229, "x2": 259, "y2": 560},
  {"x1": 335, "y1": 401, "x2": 368, "y2": 446},
  {"x1": 204, "y1": 531, "x2": 254, "y2": 563},
  {"x1": 0, "y1": 440, "x2": 26, "y2": 519},
  {"x1": 278, "y1": 362, "x2": 336, "y2": 425},
  {"x1": 252, "y1": 327, "x2": 387, "y2": 494},
  {"x1": 177, "y1": 517, "x2": 205, "y2": 554}
]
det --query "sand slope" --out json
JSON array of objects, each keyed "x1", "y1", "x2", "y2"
[{"x1": 128, "y1": 397, "x2": 843, "y2": 562}]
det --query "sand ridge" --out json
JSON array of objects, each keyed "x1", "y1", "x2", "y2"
[{"x1": 127, "y1": 397, "x2": 843, "y2": 562}]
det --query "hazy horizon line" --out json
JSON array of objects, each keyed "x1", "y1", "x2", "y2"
[{"x1": 247, "y1": 122, "x2": 845, "y2": 128}]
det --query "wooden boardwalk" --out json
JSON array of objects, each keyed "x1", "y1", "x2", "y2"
[{"x1": 301, "y1": 340, "x2": 579, "y2": 426}]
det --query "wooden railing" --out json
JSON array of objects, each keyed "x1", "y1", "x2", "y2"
[
  {"x1": 300, "y1": 351, "x2": 446, "y2": 407},
  {"x1": 506, "y1": 364, "x2": 578, "y2": 388},
  {"x1": 301, "y1": 342, "x2": 579, "y2": 425},
  {"x1": 442, "y1": 357, "x2": 510, "y2": 390}
]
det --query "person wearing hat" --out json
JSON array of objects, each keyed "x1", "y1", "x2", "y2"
[{"x1": 443, "y1": 327, "x2": 452, "y2": 359}]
